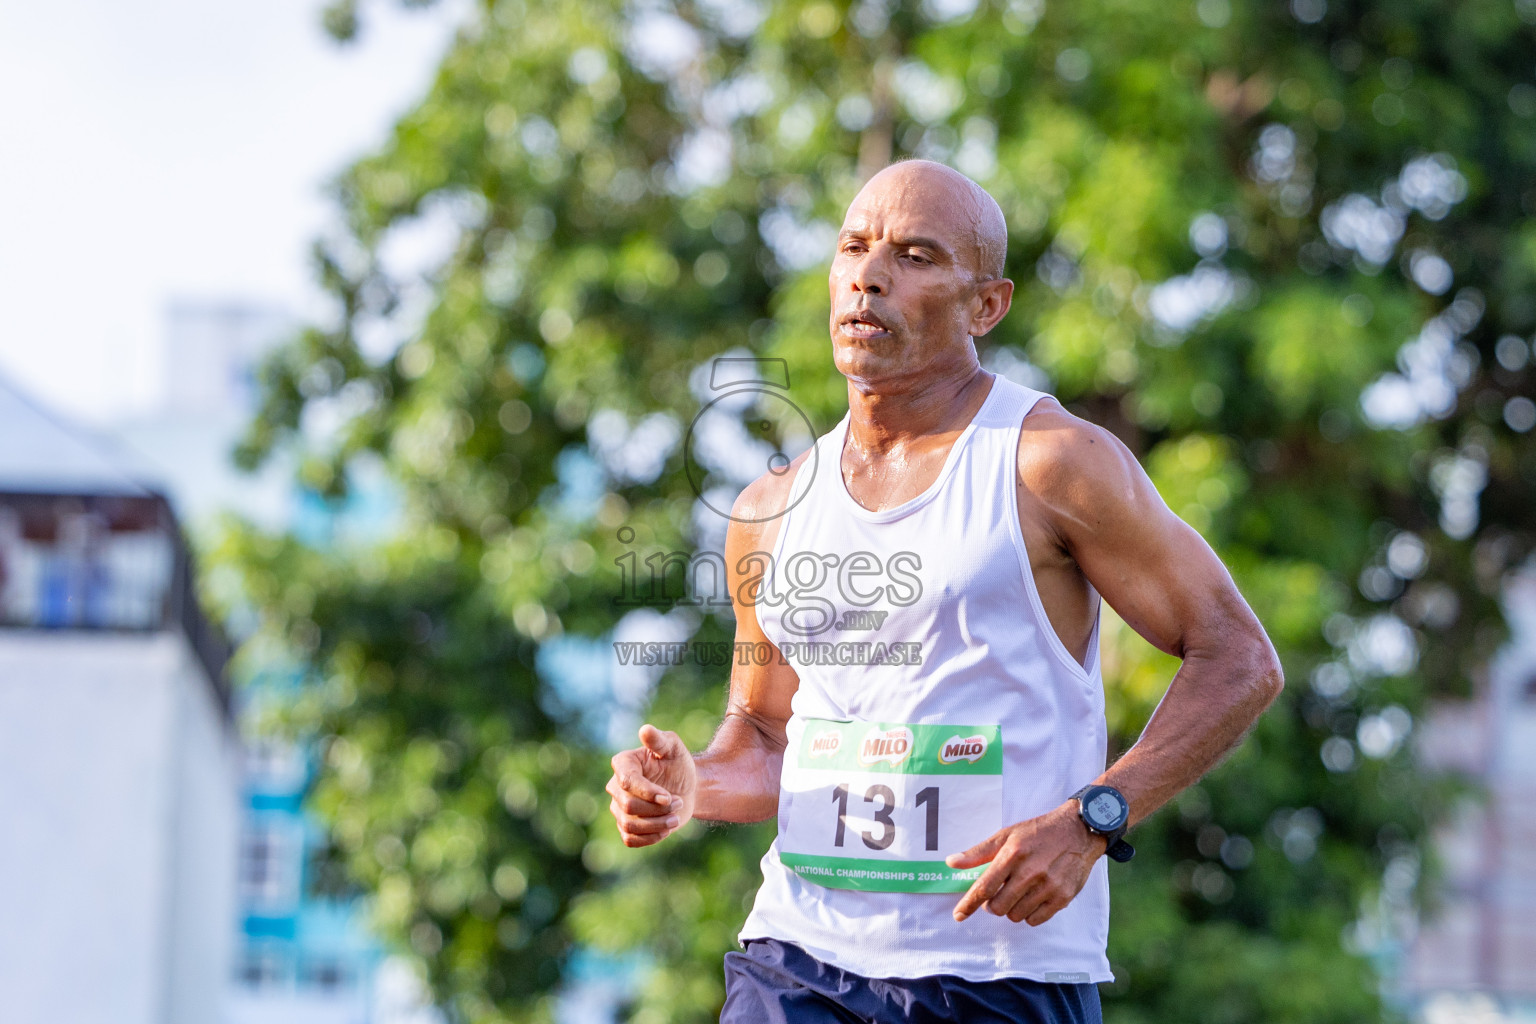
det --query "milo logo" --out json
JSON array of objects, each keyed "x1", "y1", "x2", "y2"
[
  {"x1": 808, "y1": 729, "x2": 842, "y2": 758},
  {"x1": 858, "y1": 726, "x2": 914, "y2": 767},
  {"x1": 939, "y1": 734, "x2": 989, "y2": 764}
]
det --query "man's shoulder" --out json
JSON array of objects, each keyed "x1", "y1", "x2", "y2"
[
  {"x1": 726, "y1": 446, "x2": 818, "y2": 554},
  {"x1": 1015, "y1": 399, "x2": 1143, "y2": 516}
]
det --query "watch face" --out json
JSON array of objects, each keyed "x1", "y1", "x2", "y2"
[{"x1": 1087, "y1": 791, "x2": 1124, "y2": 829}]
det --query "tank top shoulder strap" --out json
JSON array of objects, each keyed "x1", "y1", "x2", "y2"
[
  {"x1": 765, "y1": 411, "x2": 845, "y2": 564},
  {"x1": 973, "y1": 375, "x2": 1050, "y2": 431},
  {"x1": 962, "y1": 375, "x2": 1052, "y2": 487}
]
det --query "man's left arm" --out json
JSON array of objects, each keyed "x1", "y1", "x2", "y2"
[{"x1": 951, "y1": 414, "x2": 1284, "y2": 925}]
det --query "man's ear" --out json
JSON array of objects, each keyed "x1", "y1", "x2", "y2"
[{"x1": 968, "y1": 278, "x2": 1014, "y2": 338}]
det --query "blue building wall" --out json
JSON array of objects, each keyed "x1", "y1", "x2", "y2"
[{"x1": 230, "y1": 665, "x2": 383, "y2": 1019}]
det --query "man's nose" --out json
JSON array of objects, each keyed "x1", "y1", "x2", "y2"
[{"x1": 851, "y1": 250, "x2": 890, "y2": 296}]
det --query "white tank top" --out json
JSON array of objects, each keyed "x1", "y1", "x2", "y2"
[{"x1": 740, "y1": 374, "x2": 1113, "y2": 983}]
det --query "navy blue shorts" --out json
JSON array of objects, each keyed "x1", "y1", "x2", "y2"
[{"x1": 721, "y1": 938, "x2": 1103, "y2": 1024}]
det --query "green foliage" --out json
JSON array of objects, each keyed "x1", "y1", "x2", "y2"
[{"x1": 222, "y1": 0, "x2": 1536, "y2": 1021}]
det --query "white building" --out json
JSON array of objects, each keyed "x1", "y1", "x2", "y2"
[
  {"x1": 112, "y1": 298, "x2": 407, "y2": 1024},
  {"x1": 1399, "y1": 575, "x2": 1536, "y2": 1023},
  {"x1": 0, "y1": 373, "x2": 242, "y2": 1024}
]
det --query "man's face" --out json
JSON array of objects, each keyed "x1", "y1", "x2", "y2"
[{"x1": 827, "y1": 167, "x2": 987, "y2": 384}]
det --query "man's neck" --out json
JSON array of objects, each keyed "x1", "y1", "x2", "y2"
[{"x1": 844, "y1": 362, "x2": 994, "y2": 456}]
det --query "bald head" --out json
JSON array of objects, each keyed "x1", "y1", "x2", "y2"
[
  {"x1": 852, "y1": 160, "x2": 1008, "y2": 280},
  {"x1": 829, "y1": 158, "x2": 1015, "y2": 378}
]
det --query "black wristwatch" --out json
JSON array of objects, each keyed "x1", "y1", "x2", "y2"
[{"x1": 1072, "y1": 784, "x2": 1135, "y2": 862}]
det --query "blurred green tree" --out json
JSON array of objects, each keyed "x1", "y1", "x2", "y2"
[{"x1": 221, "y1": 0, "x2": 1536, "y2": 1020}]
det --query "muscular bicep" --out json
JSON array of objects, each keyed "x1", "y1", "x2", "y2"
[{"x1": 1026, "y1": 421, "x2": 1257, "y2": 660}]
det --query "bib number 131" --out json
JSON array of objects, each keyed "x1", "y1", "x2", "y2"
[
  {"x1": 777, "y1": 719, "x2": 1003, "y2": 893},
  {"x1": 831, "y1": 783, "x2": 939, "y2": 852}
]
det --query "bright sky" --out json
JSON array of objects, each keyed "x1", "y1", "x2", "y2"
[{"x1": 0, "y1": 0, "x2": 463, "y2": 423}]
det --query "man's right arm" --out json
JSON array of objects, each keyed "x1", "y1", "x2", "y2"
[{"x1": 606, "y1": 461, "x2": 805, "y2": 848}]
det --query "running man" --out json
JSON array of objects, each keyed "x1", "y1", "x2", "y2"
[{"x1": 605, "y1": 160, "x2": 1284, "y2": 1023}]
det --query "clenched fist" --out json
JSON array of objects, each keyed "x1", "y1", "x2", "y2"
[{"x1": 606, "y1": 724, "x2": 698, "y2": 848}]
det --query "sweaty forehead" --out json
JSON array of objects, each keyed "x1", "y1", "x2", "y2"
[{"x1": 840, "y1": 161, "x2": 1006, "y2": 278}]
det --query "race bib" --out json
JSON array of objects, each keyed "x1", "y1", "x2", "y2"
[{"x1": 777, "y1": 719, "x2": 1003, "y2": 893}]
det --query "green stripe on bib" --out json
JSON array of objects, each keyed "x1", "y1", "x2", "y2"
[
  {"x1": 796, "y1": 719, "x2": 1002, "y2": 775},
  {"x1": 779, "y1": 853, "x2": 986, "y2": 893}
]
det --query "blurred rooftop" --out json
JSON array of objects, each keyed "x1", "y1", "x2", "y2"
[
  {"x1": 0, "y1": 373, "x2": 229, "y2": 708},
  {"x1": 0, "y1": 371, "x2": 161, "y2": 497}
]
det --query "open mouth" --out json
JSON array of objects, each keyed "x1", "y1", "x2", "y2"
[{"x1": 838, "y1": 309, "x2": 892, "y2": 339}]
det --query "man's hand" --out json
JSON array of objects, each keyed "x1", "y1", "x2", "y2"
[
  {"x1": 606, "y1": 725, "x2": 697, "y2": 848},
  {"x1": 947, "y1": 802, "x2": 1106, "y2": 925}
]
